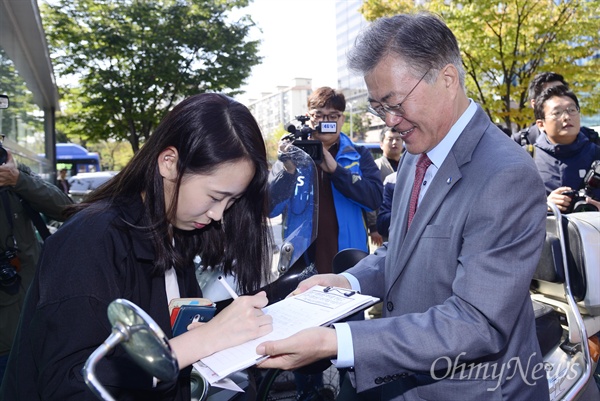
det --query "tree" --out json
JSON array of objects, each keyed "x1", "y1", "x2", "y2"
[
  {"x1": 343, "y1": 102, "x2": 371, "y2": 141},
  {"x1": 42, "y1": 0, "x2": 262, "y2": 152},
  {"x1": 360, "y1": 0, "x2": 600, "y2": 130},
  {"x1": 86, "y1": 139, "x2": 134, "y2": 171},
  {"x1": 0, "y1": 49, "x2": 43, "y2": 142}
]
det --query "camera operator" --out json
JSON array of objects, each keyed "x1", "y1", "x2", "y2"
[
  {"x1": 269, "y1": 87, "x2": 382, "y2": 400},
  {"x1": 0, "y1": 146, "x2": 72, "y2": 384},
  {"x1": 273, "y1": 87, "x2": 382, "y2": 274},
  {"x1": 532, "y1": 85, "x2": 600, "y2": 213}
]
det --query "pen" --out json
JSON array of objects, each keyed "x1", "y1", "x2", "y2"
[{"x1": 217, "y1": 276, "x2": 238, "y2": 299}]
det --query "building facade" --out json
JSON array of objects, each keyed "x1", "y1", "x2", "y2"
[
  {"x1": 247, "y1": 78, "x2": 313, "y2": 136},
  {"x1": 0, "y1": 0, "x2": 59, "y2": 180}
]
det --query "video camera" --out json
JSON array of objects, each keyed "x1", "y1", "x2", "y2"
[
  {"x1": 562, "y1": 160, "x2": 600, "y2": 213},
  {"x1": 0, "y1": 95, "x2": 9, "y2": 165},
  {"x1": 283, "y1": 115, "x2": 337, "y2": 164}
]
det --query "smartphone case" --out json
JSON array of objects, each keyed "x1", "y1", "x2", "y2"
[{"x1": 171, "y1": 304, "x2": 216, "y2": 337}]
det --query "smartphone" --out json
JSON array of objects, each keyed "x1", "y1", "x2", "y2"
[{"x1": 172, "y1": 304, "x2": 216, "y2": 337}]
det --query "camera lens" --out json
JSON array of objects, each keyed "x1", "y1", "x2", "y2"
[{"x1": 0, "y1": 265, "x2": 18, "y2": 284}]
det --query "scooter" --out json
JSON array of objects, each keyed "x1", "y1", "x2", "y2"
[
  {"x1": 194, "y1": 142, "x2": 322, "y2": 401},
  {"x1": 82, "y1": 143, "x2": 321, "y2": 401},
  {"x1": 530, "y1": 203, "x2": 600, "y2": 400}
]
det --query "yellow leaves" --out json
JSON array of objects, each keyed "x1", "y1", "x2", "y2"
[{"x1": 358, "y1": 0, "x2": 600, "y2": 129}]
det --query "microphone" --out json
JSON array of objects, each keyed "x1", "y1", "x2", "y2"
[{"x1": 286, "y1": 124, "x2": 297, "y2": 134}]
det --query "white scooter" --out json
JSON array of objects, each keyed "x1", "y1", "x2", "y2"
[{"x1": 530, "y1": 203, "x2": 600, "y2": 400}]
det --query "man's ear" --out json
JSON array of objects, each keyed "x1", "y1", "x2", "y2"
[
  {"x1": 158, "y1": 147, "x2": 179, "y2": 180},
  {"x1": 441, "y1": 63, "x2": 459, "y2": 90},
  {"x1": 535, "y1": 119, "x2": 545, "y2": 131}
]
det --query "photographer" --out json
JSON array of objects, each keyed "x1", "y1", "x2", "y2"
[
  {"x1": 0, "y1": 147, "x2": 72, "y2": 384},
  {"x1": 532, "y1": 85, "x2": 600, "y2": 213}
]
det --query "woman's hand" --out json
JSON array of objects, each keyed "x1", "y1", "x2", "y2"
[
  {"x1": 170, "y1": 291, "x2": 272, "y2": 368},
  {"x1": 207, "y1": 291, "x2": 272, "y2": 350}
]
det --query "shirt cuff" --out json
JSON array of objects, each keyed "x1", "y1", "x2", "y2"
[
  {"x1": 340, "y1": 272, "x2": 361, "y2": 292},
  {"x1": 332, "y1": 322, "x2": 355, "y2": 368}
]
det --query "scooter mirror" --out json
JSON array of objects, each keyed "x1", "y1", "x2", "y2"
[{"x1": 83, "y1": 299, "x2": 179, "y2": 401}]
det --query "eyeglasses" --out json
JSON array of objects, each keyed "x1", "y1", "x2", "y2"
[
  {"x1": 310, "y1": 112, "x2": 341, "y2": 122},
  {"x1": 367, "y1": 69, "x2": 429, "y2": 120},
  {"x1": 545, "y1": 106, "x2": 580, "y2": 121}
]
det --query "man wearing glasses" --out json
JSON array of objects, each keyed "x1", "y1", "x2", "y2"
[
  {"x1": 257, "y1": 12, "x2": 552, "y2": 401},
  {"x1": 533, "y1": 85, "x2": 600, "y2": 213},
  {"x1": 270, "y1": 86, "x2": 382, "y2": 399},
  {"x1": 297, "y1": 86, "x2": 382, "y2": 276}
]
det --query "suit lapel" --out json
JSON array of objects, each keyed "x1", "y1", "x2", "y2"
[{"x1": 385, "y1": 105, "x2": 490, "y2": 288}]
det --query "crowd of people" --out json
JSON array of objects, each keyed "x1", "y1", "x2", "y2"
[{"x1": 0, "y1": 9, "x2": 599, "y2": 401}]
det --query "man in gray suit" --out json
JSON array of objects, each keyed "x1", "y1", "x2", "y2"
[{"x1": 257, "y1": 12, "x2": 549, "y2": 401}]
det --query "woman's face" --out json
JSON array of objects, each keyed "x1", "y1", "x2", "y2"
[{"x1": 160, "y1": 150, "x2": 255, "y2": 231}]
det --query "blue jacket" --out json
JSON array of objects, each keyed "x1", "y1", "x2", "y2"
[
  {"x1": 269, "y1": 133, "x2": 383, "y2": 257},
  {"x1": 328, "y1": 133, "x2": 383, "y2": 252},
  {"x1": 532, "y1": 132, "x2": 600, "y2": 200}
]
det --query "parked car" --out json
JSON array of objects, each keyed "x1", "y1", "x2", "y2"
[
  {"x1": 355, "y1": 142, "x2": 383, "y2": 160},
  {"x1": 68, "y1": 171, "x2": 118, "y2": 203}
]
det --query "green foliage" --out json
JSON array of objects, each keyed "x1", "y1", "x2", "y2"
[
  {"x1": 87, "y1": 140, "x2": 134, "y2": 171},
  {"x1": 0, "y1": 49, "x2": 43, "y2": 140},
  {"x1": 343, "y1": 102, "x2": 371, "y2": 141},
  {"x1": 42, "y1": 0, "x2": 261, "y2": 152},
  {"x1": 360, "y1": 0, "x2": 600, "y2": 130},
  {"x1": 266, "y1": 124, "x2": 287, "y2": 165}
]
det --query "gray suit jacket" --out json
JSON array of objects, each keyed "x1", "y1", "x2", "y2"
[{"x1": 345, "y1": 106, "x2": 549, "y2": 401}]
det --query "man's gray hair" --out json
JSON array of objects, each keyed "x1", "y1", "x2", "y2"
[{"x1": 347, "y1": 12, "x2": 465, "y2": 87}]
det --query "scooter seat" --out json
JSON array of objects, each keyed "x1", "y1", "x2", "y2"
[
  {"x1": 532, "y1": 300, "x2": 563, "y2": 357},
  {"x1": 531, "y1": 212, "x2": 600, "y2": 316}
]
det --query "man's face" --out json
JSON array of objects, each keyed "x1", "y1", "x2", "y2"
[
  {"x1": 380, "y1": 130, "x2": 403, "y2": 161},
  {"x1": 365, "y1": 56, "x2": 454, "y2": 155},
  {"x1": 536, "y1": 96, "x2": 580, "y2": 145},
  {"x1": 308, "y1": 107, "x2": 343, "y2": 149}
]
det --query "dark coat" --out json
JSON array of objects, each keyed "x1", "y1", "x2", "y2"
[
  {"x1": 0, "y1": 197, "x2": 201, "y2": 401},
  {"x1": 533, "y1": 132, "x2": 600, "y2": 200},
  {"x1": 0, "y1": 165, "x2": 71, "y2": 357}
]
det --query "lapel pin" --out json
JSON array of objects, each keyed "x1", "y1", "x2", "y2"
[{"x1": 447, "y1": 177, "x2": 452, "y2": 184}]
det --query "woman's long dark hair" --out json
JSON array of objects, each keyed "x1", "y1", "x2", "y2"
[{"x1": 65, "y1": 93, "x2": 272, "y2": 294}]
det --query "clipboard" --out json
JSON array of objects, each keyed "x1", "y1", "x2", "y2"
[{"x1": 196, "y1": 285, "x2": 379, "y2": 382}]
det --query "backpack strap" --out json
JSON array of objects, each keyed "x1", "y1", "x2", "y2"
[{"x1": 18, "y1": 196, "x2": 52, "y2": 241}]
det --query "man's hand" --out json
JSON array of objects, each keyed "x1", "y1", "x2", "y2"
[
  {"x1": 0, "y1": 151, "x2": 20, "y2": 187},
  {"x1": 370, "y1": 231, "x2": 384, "y2": 247},
  {"x1": 319, "y1": 150, "x2": 338, "y2": 174},
  {"x1": 289, "y1": 274, "x2": 351, "y2": 297},
  {"x1": 585, "y1": 197, "x2": 600, "y2": 211},
  {"x1": 277, "y1": 138, "x2": 297, "y2": 174},
  {"x1": 256, "y1": 327, "x2": 337, "y2": 370},
  {"x1": 547, "y1": 186, "x2": 573, "y2": 213}
]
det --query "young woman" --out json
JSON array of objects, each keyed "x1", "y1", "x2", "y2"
[{"x1": 0, "y1": 93, "x2": 274, "y2": 401}]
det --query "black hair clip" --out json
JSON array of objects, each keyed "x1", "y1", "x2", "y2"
[{"x1": 323, "y1": 286, "x2": 356, "y2": 297}]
